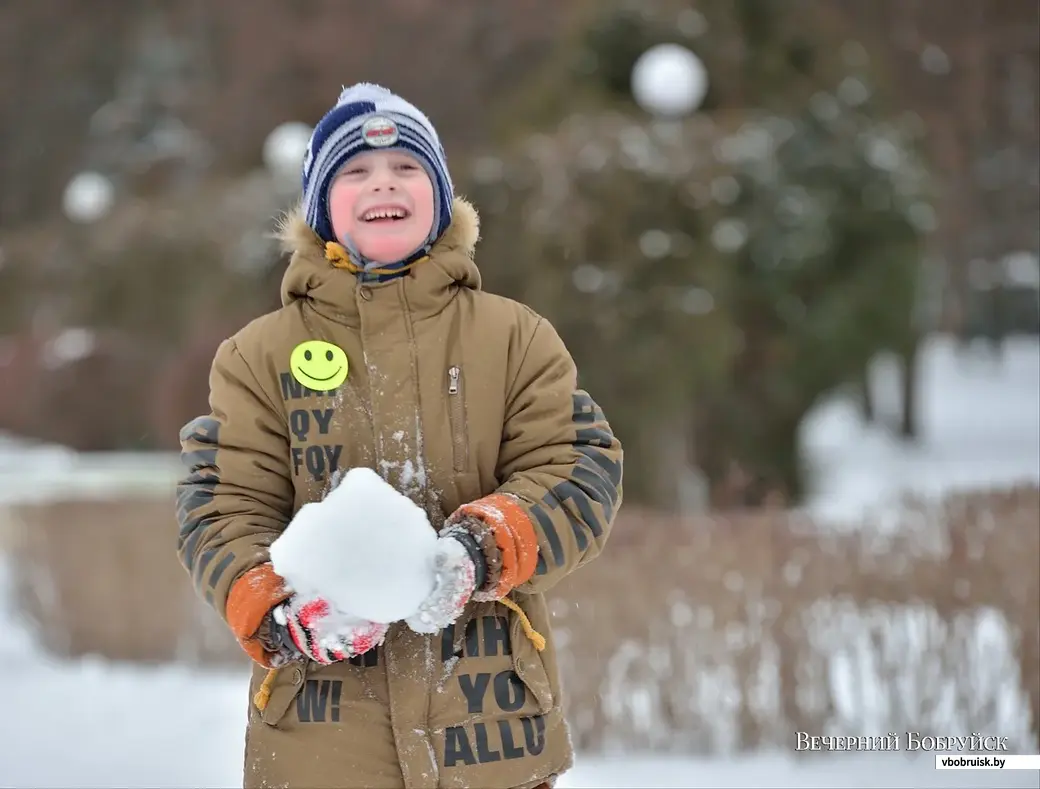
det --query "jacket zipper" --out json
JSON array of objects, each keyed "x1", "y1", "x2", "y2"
[{"x1": 447, "y1": 365, "x2": 469, "y2": 472}]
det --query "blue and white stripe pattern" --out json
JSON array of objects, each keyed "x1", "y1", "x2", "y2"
[{"x1": 301, "y1": 83, "x2": 454, "y2": 274}]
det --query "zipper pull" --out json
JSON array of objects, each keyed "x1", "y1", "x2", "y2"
[{"x1": 448, "y1": 366, "x2": 460, "y2": 395}]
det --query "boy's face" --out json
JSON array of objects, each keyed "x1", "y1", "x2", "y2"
[{"x1": 328, "y1": 150, "x2": 435, "y2": 264}]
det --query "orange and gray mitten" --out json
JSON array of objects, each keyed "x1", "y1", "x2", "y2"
[
  {"x1": 273, "y1": 595, "x2": 389, "y2": 665},
  {"x1": 226, "y1": 562, "x2": 385, "y2": 667},
  {"x1": 406, "y1": 493, "x2": 539, "y2": 634},
  {"x1": 405, "y1": 524, "x2": 482, "y2": 634}
]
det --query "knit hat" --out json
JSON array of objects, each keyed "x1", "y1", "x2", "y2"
[{"x1": 301, "y1": 83, "x2": 454, "y2": 263}]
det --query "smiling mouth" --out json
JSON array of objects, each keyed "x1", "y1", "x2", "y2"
[
  {"x1": 296, "y1": 366, "x2": 342, "y2": 382},
  {"x1": 360, "y1": 205, "x2": 411, "y2": 223}
]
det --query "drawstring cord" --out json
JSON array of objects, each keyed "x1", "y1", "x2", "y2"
[
  {"x1": 253, "y1": 599, "x2": 545, "y2": 712},
  {"x1": 254, "y1": 668, "x2": 279, "y2": 711},
  {"x1": 499, "y1": 597, "x2": 547, "y2": 652}
]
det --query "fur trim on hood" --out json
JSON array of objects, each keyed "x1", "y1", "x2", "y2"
[
  {"x1": 276, "y1": 196, "x2": 480, "y2": 267},
  {"x1": 276, "y1": 196, "x2": 482, "y2": 318}
]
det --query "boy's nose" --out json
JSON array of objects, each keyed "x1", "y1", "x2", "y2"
[{"x1": 369, "y1": 172, "x2": 398, "y2": 192}]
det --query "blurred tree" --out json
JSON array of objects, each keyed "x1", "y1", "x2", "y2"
[
  {"x1": 837, "y1": 0, "x2": 1039, "y2": 338},
  {"x1": 472, "y1": 0, "x2": 931, "y2": 508},
  {"x1": 0, "y1": 0, "x2": 583, "y2": 452},
  {"x1": 0, "y1": 0, "x2": 575, "y2": 226},
  {"x1": 148, "y1": 319, "x2": 249, "y2": 450},
  {"x1": 702, "y1": 108, "x2": 929, "y2": 495},
  {"x1": 0, "y1": 174, "x2": 285, "y2": 449},
  {"x1": 87, "y1": 5, "x2": 214, "y2": 198},
  {"x1": 3, "y1": 0, "x2": 1032, "y2": 468},
  {"x1": 0, "y1": 1, "x2": 137, "y2": 227},
  {"x1": 471, "y1": 115, "x2": 737, "y2": 507},
  {"x1": 0, "y1": 328, "x2": 157, "y2": 451}
]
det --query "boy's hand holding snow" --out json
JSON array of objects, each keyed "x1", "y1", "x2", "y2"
[
  {"x1": 272, "y1": 595, "x2": 388, "y2": 665},
  {"x1": 404, "y1": 523, "x2": 485, "y2": 634},
  {"x1": 268, "y1": 468, "x2": 446, "y2": 649},
  {"x1": 406, "y1": 492, "x2": 543, "y2": 633}
]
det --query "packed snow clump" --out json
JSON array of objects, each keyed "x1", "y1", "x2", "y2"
[{"x1": 269, "y1": 467, "x2": 438, "y2": 622}]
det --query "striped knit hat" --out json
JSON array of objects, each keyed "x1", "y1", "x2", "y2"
[{"x1": 301, "y1": 83, "x2": 454, "y2": 262}]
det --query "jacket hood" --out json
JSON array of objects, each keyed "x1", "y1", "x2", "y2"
[{"x1": 276, "y1": 196, "x2": 482, "y2": 323}]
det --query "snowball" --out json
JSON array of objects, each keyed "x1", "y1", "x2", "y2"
[
  {"x1": 42, "y1": 328, "x2": 96, "y2": 369},
  {"x1": 639, "y1": 229, "x2": 672, "y2": 259},
  {"x1": 920, "y1": 44, "x2": 951, "y2": 76},
  {"x1": 1002, "y1": 251, "x2": 1040, "y2": 289},
  {"x1": 680, "y1": 287, "x2": 715, "y2": 316},
  {"x1": 710, "y1": 219, "x2": 748, "y2": 254},
  {"x1": 865, "y1": 137, "x2": 903, "y2": 171},
  {"x1": 631, "y1": 43, "x2": 709, "y2": 117},
  {"x1": 269, "y1": 467, "x2": 438, "y2": 622},
  {"x1": 837, "y1": 76, "x2": 871, "y2": 107},
  {"x1": 572, "y1": 264, "x2": 606, "y2": 294},
  {"x1": 62, "y1": 171, "x2": 114, "y2": 224},
  {"x1": 263, "y1": 121, "x2": 313, "y2": 181}
]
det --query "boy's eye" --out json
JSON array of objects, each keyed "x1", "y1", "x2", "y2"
[{"x1": 396, "y1": 162, "x2": 418, "y2": 171}]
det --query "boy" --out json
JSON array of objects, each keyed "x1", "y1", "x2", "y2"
[{"x1": 177, "y1": 83, "x2": 623, "y2": 789}]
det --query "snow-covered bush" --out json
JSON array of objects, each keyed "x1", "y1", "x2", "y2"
[{"x1": 4, "y1": 486, "x2": 1036, "y2": 752}]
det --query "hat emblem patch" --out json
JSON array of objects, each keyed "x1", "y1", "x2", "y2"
[{"x1": 362, "y1": 116, "x2": 399, "y2": 148}]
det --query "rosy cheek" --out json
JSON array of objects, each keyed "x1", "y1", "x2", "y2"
[
  {"x1": 407, "y1": 181, "x2": 435, "y2": 219},
  {"x1": 328, "y1": 184, "x2": 359, "y2": 238}
]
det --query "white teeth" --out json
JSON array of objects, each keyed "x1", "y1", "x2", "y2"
[{"x1": 363, "y1": 208, "x2": 407, "y2": 221}]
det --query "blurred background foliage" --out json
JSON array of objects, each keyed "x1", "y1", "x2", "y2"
[{"x1": 0, "y1": 0, "x2": 1036, "y2": 511}]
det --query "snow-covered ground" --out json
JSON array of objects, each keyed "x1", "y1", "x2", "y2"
[
  {"x1": 4, "y1": 597, "x2": 1033, "y2": 788},
  {"x1": 1, "y1": 334, "x2": 1038, "y2": 787},
  {"x1": 802, "y1": 334, "x2": 1039, "y2": 523},
  {"x1": 0, "y1": 655, "x2": 1035, "y2": 788}
]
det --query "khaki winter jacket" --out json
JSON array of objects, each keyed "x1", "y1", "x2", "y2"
[{"x1": 176, "y1": 197, "x2": 623, "y2": 789}]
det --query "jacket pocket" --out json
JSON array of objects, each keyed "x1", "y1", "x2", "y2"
[
  {"x1": 253, "y1": 663, "x2": 308, "y2": 728},
  {"x1": 507, "y1": 599, "x2": 555, "y2": 715},
  {"x1": 447, "y1": 365, "x2": 470, "y2": 472}
]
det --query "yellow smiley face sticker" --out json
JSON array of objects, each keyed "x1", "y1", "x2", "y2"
[{"x1": 290, "y1": 341, "x2": 349, "y2": 391}]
